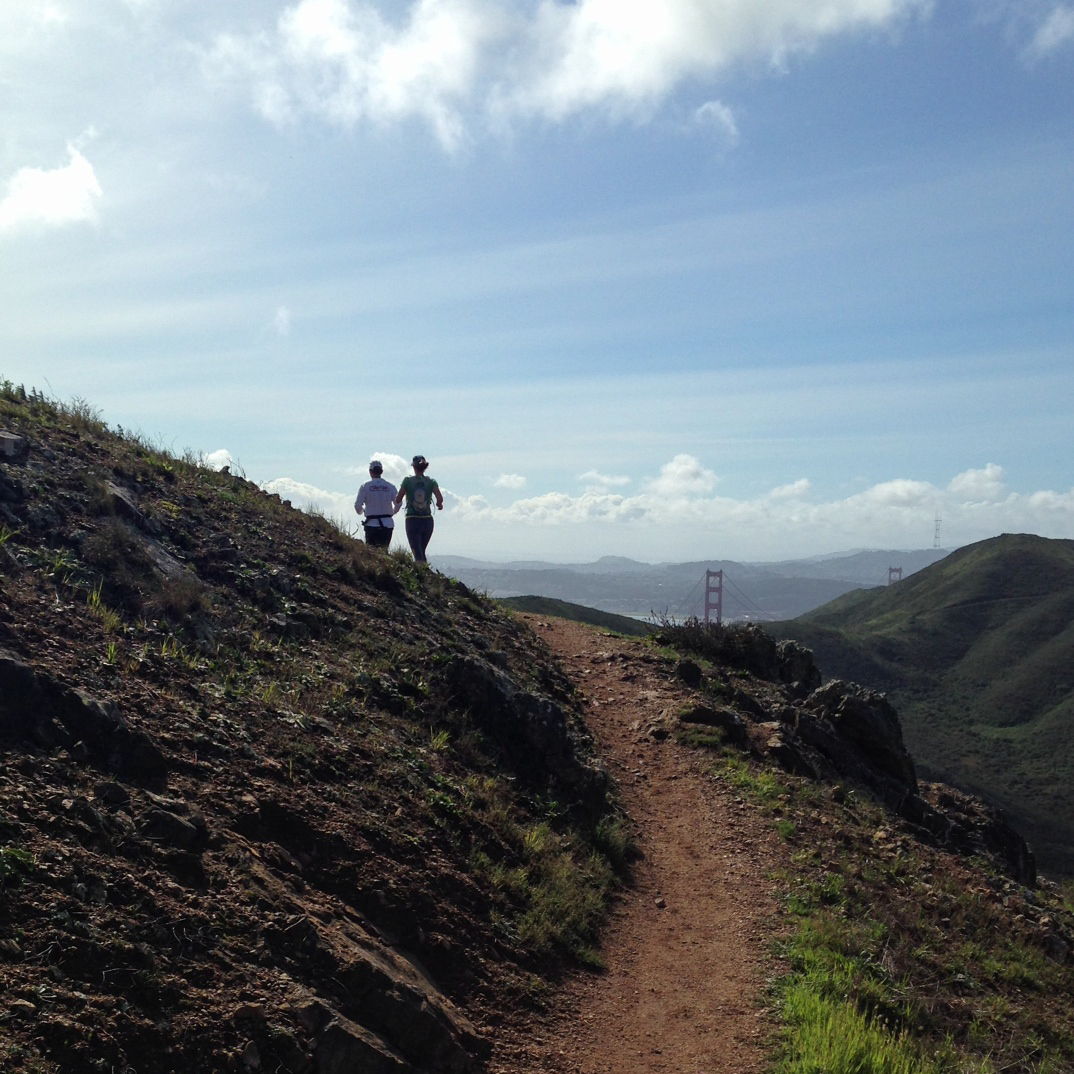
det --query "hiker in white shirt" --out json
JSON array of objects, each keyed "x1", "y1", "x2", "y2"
[{"x1": 354, "y1": 461, "x2": 398, "y2": 549}]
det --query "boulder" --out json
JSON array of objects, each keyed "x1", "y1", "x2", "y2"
[
  {"x1": 442, "y1": 654, "x2": 608, "y2": 809},
  {"x1": 804, "y1": 680, "x2": 917, "y2": 792},
  {"x1": 675, "y1": 702, "x2": 749, "y2": 747}
]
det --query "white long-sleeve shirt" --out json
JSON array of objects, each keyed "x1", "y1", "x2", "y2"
[{"x1": 354, "y1": 478, "x2": 398, "y2": 528}]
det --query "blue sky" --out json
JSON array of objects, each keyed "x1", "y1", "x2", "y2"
[{"x1": 2, "y1": 0, "x2": 1073, "y2": 562}]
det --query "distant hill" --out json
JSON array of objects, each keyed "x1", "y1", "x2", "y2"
[
  {"x1": 496, "y1": 596, "x2": 654, "y2": 636},
  {"x1": 437, "y1": 549, "x2": 950, "y2": 623},
  {"x1": 772, "y1": 534, "x2": 1074, "y2": 875}
]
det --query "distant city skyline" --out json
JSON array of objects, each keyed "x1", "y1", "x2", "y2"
[{"x1": 3, "y1": 1, "x2": 1073, "y2": 561}]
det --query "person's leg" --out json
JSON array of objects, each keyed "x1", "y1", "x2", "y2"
[
  {"x1": 418, "y1": 518, "x2": 434, "y2": 560},
  {"x1": 406, "y1": 517, "x2": 433, "y2": 561},
  {"x1": 366, "y1": 526, "x2": 392, "y2": 549},
  {"x1": 405, "y1": 517, "x2": 426, "y2": 561}
]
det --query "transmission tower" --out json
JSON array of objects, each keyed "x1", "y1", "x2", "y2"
[
  {"x1": 934, "y1": 514, "x2": 942, "y2": 548},
  {"x1": 704, "y1": 569, "x2": 723, "y2": 626}
]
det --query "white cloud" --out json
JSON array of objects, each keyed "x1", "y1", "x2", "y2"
[
  {"x1": 509, "y1": 0, "x2": 927, "y2": 121},
  {"x1": 770, "y1": 478, "x2": 811, "y2": 499},
  {"x1": 0, "y1": 146, "x2": 102, "y2": 234},
  {"x1": 494, "y1": 473, "x2": 527, "y2": 489},
  {"x1": 204, "y1": 448, "x2": 233, "y2": 470},
  {"x1": 694, "y1": 99, "x2": 739, "y2": 147},
  {"x1": 1026, "y1": 5, "x2": 1074, "y2": 58},
  {"x1": 854, "y1": 477, "x2": 935, "y2": 508},
  {"x1": 342, "y1": 451, "x2": 410, "y2": 484},
  {"x1": 947, "y1": 463, "x2": 1005, "y2": 503},
  {"x1": 209, "y1": 0, "x2": 495, "y2": 148},
  {"x1": 579, "y1": 469, "x2": 631, "y2": 489},
  {"x1": 209, "y1": 0, "x2": 928, "y2": 143},
  {"x1": 644, "y1": 453, "x2": 719, "y2": 499},
  {"x1": 262, "y1": 475, "x2": 359, "y2": 531}
]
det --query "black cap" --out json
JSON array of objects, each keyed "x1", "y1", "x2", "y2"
[{"x1": 412, "y1": 455, "x2": 428, "y2": 467}]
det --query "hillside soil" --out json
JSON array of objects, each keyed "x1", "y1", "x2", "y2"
[{"x1": 489, "y1": 616, "x2": 785, "y2": 1074}]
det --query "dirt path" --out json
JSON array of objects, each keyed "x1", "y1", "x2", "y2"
[{"x1": 489, "y1": 616, "x2": 784, "y2": 1074}]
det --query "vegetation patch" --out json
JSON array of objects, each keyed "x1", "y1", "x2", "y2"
[{"x1": 696, "y1": 752, "x2": 1074, "y2": 1074}]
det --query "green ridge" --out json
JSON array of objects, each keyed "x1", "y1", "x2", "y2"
[{"x1": 773, "y1": 533, "x2": 1074, "y2": 874}]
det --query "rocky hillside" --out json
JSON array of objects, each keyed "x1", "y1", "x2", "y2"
[{"x1": 0, "y1": 385, "x2": 624, "y2": 1073}]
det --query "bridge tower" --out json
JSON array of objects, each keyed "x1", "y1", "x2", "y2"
[
  {"x1": 704, "y1": 569, "x2": 724, "y2": 625},
  {"x1": 888, "y1": 566, "x2": 903, "y2": 585}
]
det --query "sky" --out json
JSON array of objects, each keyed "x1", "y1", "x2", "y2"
[{"x1": 2, "y1": 0, "x2": 1073, "y2": 563}]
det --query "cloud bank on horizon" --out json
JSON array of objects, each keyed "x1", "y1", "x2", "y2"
[{"x1": 260, "y1": 456, "x2": 1074, "y2": 562}]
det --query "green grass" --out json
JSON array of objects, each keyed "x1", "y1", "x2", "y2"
[
  {"x1": 0, "y1": 846, "x2": 35, "y2": 886},
  {"x1": 775, "y1": 983, "x2": 966, "y2": 1074}
]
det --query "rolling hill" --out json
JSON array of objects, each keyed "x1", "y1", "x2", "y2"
[{"x1": 772, "y1": 533, "x2": 1074, "y2": 874}]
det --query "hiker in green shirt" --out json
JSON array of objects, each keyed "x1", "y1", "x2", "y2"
[{"x1": 394, "y1": 455, "x2": 443, "y2": 563}]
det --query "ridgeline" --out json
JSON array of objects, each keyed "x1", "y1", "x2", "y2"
[{"x1": 772, "y1": 533, "x2": 1074, "y2": 875}]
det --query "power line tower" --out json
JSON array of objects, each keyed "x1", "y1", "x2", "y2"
[
  {"x1": 888, "y1": 566, "x2": 903, "y2": 585},
  {"x1": 704, "y1": 569, "x2": 723, "y2": 626},
  {"x1": 934, "y1": 514, "x2": 942, "y2": 549}
]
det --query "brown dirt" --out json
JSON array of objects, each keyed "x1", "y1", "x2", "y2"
[{"x1": 490, "y1": 615, "x2": 786, "y2": 1074}]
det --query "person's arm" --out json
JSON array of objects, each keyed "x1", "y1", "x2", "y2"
[
  {"x1": 354, "y1": 483, "x2": 366, "y2": 515},
  {"x1": 434, "y1": 481, "x2": 444, "y2": 511},
  {"x1": 393, "y1": 480, "x2": 406, "y2": 510}
]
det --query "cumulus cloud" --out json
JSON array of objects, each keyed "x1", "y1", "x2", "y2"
[
  {"x1": 208, "y1": 0, "x2": 496, "y2": 148},
  {"x1": 0, "y1": 146, "x2": 102, "y2": 233},
  {"x1": 854, "y1": 477, "x2": 935, "y2": 508},
  {"x1": 204, "y1": 448, "x2": 234, "y2": 471},
  {"x1": 769, "y1": 478, "x2": 811, "y2": 499},
  {"x1": 494, "y1": 473, "x2": 527, "y2": 489},
  {"x1": 208, "y1": 0, "x2": 927, "y2": 145},
  {"x1": 262, "y1": 475, "x2": 359, "y2": 531},
  {"x1": 1026, "y1": 5, "x2": 1074, "y2": 57},
  {"x1": 510, "y1": 0, "x2": 927, "y2": 121},
  {"x1": 947, "y1": 463, "x2": 1006, "y2": 503},
  {"x1": 578, "y1": 469, "x2": 631, "y2": 489},
  {"x1": 342, "y1": 451, "x2": 410, "y2": 483},
  {"x1": 644, "y1": 453, "x2": 719, "y2": 499}
]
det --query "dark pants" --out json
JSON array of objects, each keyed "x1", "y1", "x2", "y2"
[
  {"x1": 405, "y1": 516, "x2": 435, "y2": 562},
  {"x1": 364, "y1": 524, "x2": 392, "y2": 549}
]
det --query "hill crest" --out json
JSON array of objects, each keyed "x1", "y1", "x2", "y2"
[{"x1": 776, "y1": 532, "x2": 1074, "y2": 874}]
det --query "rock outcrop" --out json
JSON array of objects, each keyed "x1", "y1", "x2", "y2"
[{"x1": 666, "y1": 634, "x2": 1037, "y2": 886}]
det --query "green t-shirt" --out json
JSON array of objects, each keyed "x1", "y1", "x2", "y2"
[{"x1": 400, "y1": 474, "x2": 440, "y2": 517}]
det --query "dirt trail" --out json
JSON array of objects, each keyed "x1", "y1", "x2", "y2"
[{"x1": 489, "y1": 616, "x2": 785, "y2": 1074}]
